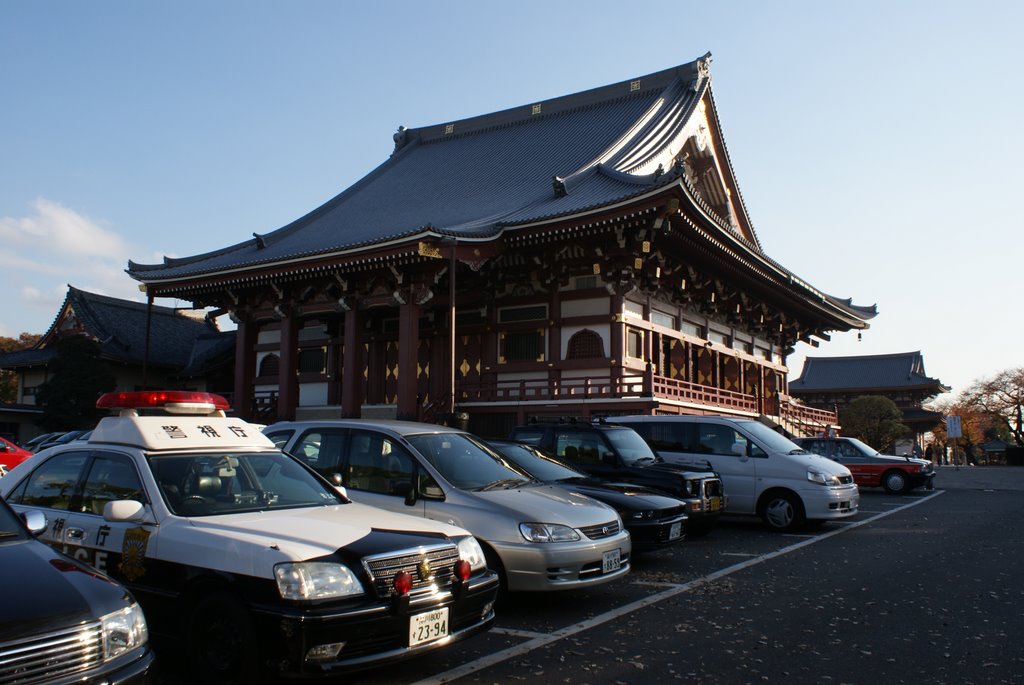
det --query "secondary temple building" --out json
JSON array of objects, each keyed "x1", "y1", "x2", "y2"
[{"x1": 127, "y1": 54, "x2": 876, "y2": 438}]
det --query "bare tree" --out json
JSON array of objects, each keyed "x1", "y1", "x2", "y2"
[{"x1": 962, "y1": 368, "x2": 1024, "y2": 447}]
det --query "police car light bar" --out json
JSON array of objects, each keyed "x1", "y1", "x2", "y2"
[{"x1": 96, "y1": 391, "x2": 231, "y2": 415}]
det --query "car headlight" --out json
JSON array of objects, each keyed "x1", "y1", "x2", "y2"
[
  {"x1": 519, "y1": 522, "x2": 581, "y2": 543},
  {"x1": 457, "y1": 535, "x2": 487, "y2": 572},
  {"x1": 274, "y1": 562, "x2": 364, "y2": 600},
  {"x1": 100, "y1": 602, "x2": 148, "y2": 660},
  {"x1": 807, "y1": 470, "x2": 841, "y2": 486},
  {"x1": 628, "y1": 510, "x2": 656, "y2": 520}
]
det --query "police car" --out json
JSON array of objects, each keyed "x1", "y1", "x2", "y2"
[{"x1": 0, "y1": 391, "x2": 498, "y2": 682}]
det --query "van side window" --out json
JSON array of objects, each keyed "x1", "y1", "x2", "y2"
[
  {"x1": 638, "y1": 422, "x2": 696, "y2": 452},
  {"x1": 697, "y1": 424, "x2": 746, "y2": 457}
]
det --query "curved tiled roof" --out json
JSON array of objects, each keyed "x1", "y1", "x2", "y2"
[
  {"x1": 125, "y1": 55, "x2": 874, "y2": 328},
  {"x1": 127, "y1": 59, "x2": 710, "y2": 281},
  {"x1": 37, "y1": 286, "x2": 221, "y2": 369},
  {"x1": 790, "y1": 351, "x2": 949, "y2": 393}
]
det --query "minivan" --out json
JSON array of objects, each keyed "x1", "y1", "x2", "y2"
[{"x1": 613, "y1": 416, "x2": 859, "y2": 531}]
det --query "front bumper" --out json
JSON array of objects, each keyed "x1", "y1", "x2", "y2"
[
  {"x1": 251, "y1": 571, "x2": 499, "y2": 677},
  {"x1": 625, "y1": 514, "x2": 687, "y2": 552},
  {"x1": 802, "y1": 484, "x2": 859, "y2": 521},
  {"x1": 910, "y1": 470, "x2": 937, "y2": 490},
  {"x1": 490, "y1": 531, "x2": 632, "y2": 592}
]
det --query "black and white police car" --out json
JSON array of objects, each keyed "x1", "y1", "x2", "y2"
[{"x1": 0, "y1": 391, "x2": 498, "y2": 682}]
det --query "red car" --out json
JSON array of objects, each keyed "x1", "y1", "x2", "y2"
[
  {"x1": 0, "y1": 437, "x2": 32, "y2": 475},
  {"x1": 795, "y1": 436, "x2": 936, "y2": 494}
]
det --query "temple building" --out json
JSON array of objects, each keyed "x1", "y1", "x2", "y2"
[
  {"x1": 126, "y1": 54, "x2": 876, "y2": 438},
  {"x1": 789, "y1": 351, "x2": 948, "y2": 446},
  {"x1": 0, "y1": 286, "x2": 233, "y2": 442}
]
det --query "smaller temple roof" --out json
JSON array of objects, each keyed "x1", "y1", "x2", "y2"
[
  {"x1": 0, "y1": 286, "x2": 223, "y2": 371},
  {"x1": 790, "y1": 351, "x2": 950, "y2": 394}
]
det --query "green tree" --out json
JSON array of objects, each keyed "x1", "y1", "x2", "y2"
[
  {"x1": 35, "y1": 336, "x2": 115, "y2": 431},
  {"x1": 0, "y1": 332, "x2": 42, "y2": 403},
  {"x1": 840, "y1": 395, "x2": 908, "y2": 451}
]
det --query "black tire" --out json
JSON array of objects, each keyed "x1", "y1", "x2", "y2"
[
  {"x1": 481, "y1": 544, "x2": 509, "y2": 602},
  {"x1": 882, "y1": 469, "x2": 908, "y2": 494},
  {"x1": 759, "y1": 491, "x2": 806, "y2": 532},
  {"x1": 187, "y1": 593, "x2": 263, "y2": 685}
]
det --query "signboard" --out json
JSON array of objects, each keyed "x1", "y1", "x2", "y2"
[{"x1": 946, "y1": 415, "x2": 962, "y2": 439}]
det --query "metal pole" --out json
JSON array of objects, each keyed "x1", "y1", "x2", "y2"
[{"x1": 143, "y1": 291, "x2": 154, "y2": 389}]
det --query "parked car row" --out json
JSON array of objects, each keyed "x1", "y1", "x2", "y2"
[{"x1": 0, "y1": 392, "x2": 929, "y2": 682}]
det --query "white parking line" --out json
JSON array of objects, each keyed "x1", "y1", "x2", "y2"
[
  {"x1": 488, "y1": 627, "x2": 549, "y2": 639},
  {"x1": 411, "y1": 490, "x2": 945, "y2": 685}
]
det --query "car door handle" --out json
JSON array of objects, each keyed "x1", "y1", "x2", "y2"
[{"x1": 65, "y1": 527, "x2": 86, "y2": 542}]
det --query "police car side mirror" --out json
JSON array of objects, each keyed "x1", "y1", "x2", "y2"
[
  {"x1": 21, "y1": 509, "x2": 47, "y2": 536},
  {"x1": 103, "y1": 500, "x2": 147, "y2": 523},
  {"x1": 731, "y1": 442, "x2": 747, "y2": 457}
]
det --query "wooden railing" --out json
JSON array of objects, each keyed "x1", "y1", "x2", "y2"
[{"x1": 459, "y1": 373, "x2": 761, "y2": 415}]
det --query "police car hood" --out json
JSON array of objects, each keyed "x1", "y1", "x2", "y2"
[
  {"x1": 473, "y1": 483, "x2": 618, "y2": 527},
  {"x1": 164, "y1": 503, "x2": 467, "y2": 576}
]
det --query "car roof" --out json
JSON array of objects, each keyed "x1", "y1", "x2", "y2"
[{"x1": 268, "y1": 419, "x2": 464, "y2": 438}]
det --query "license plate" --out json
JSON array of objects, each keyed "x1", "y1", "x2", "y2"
[
  {"x1": 602, "y1": 549, "x2": 621, "y2": 573},
  {"x1": 409, "y1": 607, "x2": 449, "y2": 647},
  {"x1": 669, "y1": 521, "x2": 683, "y2": 540},
  {"x1": 708, "y1": 497, "x2": 723, "y2": 512}
]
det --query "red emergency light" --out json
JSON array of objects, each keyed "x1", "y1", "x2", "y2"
[{"x1": 96, "y1": 391, "x2": 231, "y2": 414}]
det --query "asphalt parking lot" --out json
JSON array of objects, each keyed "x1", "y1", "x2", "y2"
[{"x1": 158, "y1": 466, "x2": 1024, "y2": 684}]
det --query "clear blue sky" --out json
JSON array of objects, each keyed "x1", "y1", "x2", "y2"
[{"x1": 2, "y1": 1, "x2": 1020, "y2": 398}]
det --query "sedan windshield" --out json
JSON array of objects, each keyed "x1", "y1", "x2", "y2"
[
  {"x1": 406, "y1": 433, "x2": 530, "y2": 490},
  {"x1": 492, "y1": 443, "x2": 585, "y2": 482},
  {"x1": 604, "y1": 428, "x2": 660, "y2": 465},
  {"x1": 149, "y1": 451, "x2": 344, "y2": 517}
]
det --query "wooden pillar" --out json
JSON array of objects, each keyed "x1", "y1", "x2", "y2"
[
  {"x1": 397, "y1": 301, "x2": 420, "y2": 420},
  {"x1": 341, "y1": 308, "x2": 364, "y2": 418},
  {"x1": 548, "y1": 289, "x2": 561, "y2": 394},
  {"x1": 277, "y1": 312, "x2": 299, "y2": 421},
  {"x1": 232, "y1": 316, "x2": 256, "y2": 420},
  {"x1": 326, "y1": 318, "x2": 342, "y2": 406},
  {"x1": 610, "y1": 293, "x2": 625, "y2": 389}
]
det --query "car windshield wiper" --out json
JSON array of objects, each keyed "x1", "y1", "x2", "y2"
[{"x1": 477, "y1": 478, "x2": 525, "y2": 491}]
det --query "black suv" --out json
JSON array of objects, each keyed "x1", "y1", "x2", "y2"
[{"x1": 508, "y1": 419, "x2": 725, "y2": 535}]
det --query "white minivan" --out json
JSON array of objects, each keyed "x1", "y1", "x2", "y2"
[{"x1": 613, "y1": 416, "x2": 859, "y2": 532}]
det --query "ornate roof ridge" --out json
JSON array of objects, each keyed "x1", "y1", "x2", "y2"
[{"x1": 396, "y1": 55, "x2": 711, "y2": 149}]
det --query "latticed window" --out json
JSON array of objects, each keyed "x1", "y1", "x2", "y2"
[
  {"x1": 566, "y1": 330, "x2": 604, "y2": 360},
  {"x1": 298, "y1": 348, "x2": 326, "y2": 374},
  {"x1": 259, "y1": 354, "x2": 280, "y2": 378},
  {"x1": 501, "y1": 330, "x2": 544, "y2": 362}
]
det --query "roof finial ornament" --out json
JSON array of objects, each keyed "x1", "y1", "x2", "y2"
[
  {"x1": 393, "y1": 125, "x2": 408, "y2": 152},
  {"x1": 552, "y1": 176, "x2": 567, "y2": 198},
  {"x1": 253, "y1": 233, "x2": 266, "y2": 249}
]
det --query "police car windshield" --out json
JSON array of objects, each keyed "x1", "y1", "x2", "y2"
[{"x1": 149, "y1": 451, "x2": 343, "y2": 517}]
